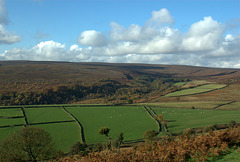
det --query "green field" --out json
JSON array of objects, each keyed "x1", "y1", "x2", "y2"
[
  {"x1": 66, "y1": 106, "x2": 158, "y2": 144},
  {"x1": 34, "y1": 122, "x2": 80, "y2": 152},
  {"x1": 0, "y1": 126, "x2": 23, "y2": 141},
  {"x1": 151, "y1": 107, "x2": 240, "y2": 133},
  {"x1": 218, "y1": 102, "x2": 240, "y2": 110},
  {"x1": 139, "y1": 101, "x2": 228, "y2": 109},
  {"x1": 0, "y1": 104, "x2": 240, "y2": 153},
  {"x1": 165, "y1": 84, "x2": 226, "y2": 97},
  {"x1": 24, "y1": 107, "x2": 73, "y2": 123},
  {"x1": 0, "y1": 118, "x2": 25, "y2": 127},
  {"x1": 0, "y1": 108, "x2": 25, "y2": 127},
  {"x1": 0, "y1": 108, "x2": 23, "y2": 117}
]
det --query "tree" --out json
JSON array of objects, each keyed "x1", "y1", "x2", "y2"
[
  {"x1": 98, "y1": 127, "x2": 110, "y2": 138},
  {"x1": 0, "y1": 127, "x2": 56, "y2": 161},
  {"x1": 112, "y1": 132, "x2": 124, "y2": 149}
]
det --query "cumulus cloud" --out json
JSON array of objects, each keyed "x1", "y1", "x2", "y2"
[
  {"x1": 0, "y1": 0, "x2": 21, "y2": 44},
  {"x1": 1, "y1": 8, "x2": 240, "y2": 68},
  {"x1": 145, "y1": 8, "x2": 174, "y2": 28},
  {"x1": 78, "y1": 30, "x2": 107, "y2": 47},
  {"x1": 182, "y1": 17, "x2": 225, "y2": 52}
]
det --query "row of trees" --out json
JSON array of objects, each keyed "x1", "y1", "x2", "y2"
[
  {"x1": 0, "y1": 79, "x2": 127, "y2": 105},
  {"x1": 0, "y1": 77, "x2": 188, "y2": 106}
]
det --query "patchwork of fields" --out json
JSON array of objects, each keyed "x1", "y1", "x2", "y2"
[{"x1": 1, "y1": 104, "x2": 240, "y2": 152}]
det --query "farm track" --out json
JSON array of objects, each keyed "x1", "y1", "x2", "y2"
[
  {"x1": 142, "y1": 106, "x2": 161, "y2": 132},
  {"x1": 61, "y1": 106, "x2": 86, "y2": 143}
]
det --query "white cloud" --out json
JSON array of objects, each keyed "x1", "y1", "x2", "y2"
[
  {"x1": 0, "y1": 0, "x2": 21, "y2": 44},
  {"x1": 145, "y1": 8, "x2": 174, "y2": 28},
  {"x1": 1, "y1": 8, "x2": 240, "y2": 68},
  {"x1": 182, "y1": 17, "x2": 224, "y2": 52},
  {"x1": 78, "y1": 30, "x2": 107, "y2": 47},
  {"x1": 0, "y1": 25, "x2": 21, "y2": 44}
]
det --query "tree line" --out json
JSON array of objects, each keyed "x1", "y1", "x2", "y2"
[{"x1": 0, "y1": 77, "x2": 188, "y2": 106}]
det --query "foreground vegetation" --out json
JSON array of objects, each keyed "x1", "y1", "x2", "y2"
[
  {"x1": 62, "y1": 126, "x2": 240, "y2": 161},
  {"x1": 0, "y1": 127, "x2": 56, "y2": 161}
]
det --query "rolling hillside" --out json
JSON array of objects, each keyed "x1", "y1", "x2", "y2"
[{"x1": 1, "y1": 61, "x2": 240, "y2": 106}]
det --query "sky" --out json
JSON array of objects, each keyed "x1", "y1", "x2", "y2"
[{"x1": 0, "y1": 0, "x2": 240, "y2": 68}]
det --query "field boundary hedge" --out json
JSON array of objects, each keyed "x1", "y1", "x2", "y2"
[
  {"x1": 0, "y1": 124, "x2": 25, "y2": 128},
  {"x1": 143, "y1": 106, "x2": 161, "y2": 132},
  {"x1": 213, "y1": 101, "x2": 236, "y2": 109},
  {"x1": 61, "y1": 106, "x2": 86, "y2": 143},
  {"x1": 0, "y1": 116, "x2": 24, "y2": 119},
  {"x1": 28, "y1": 120, "x2": 75, "y2": 125},
  {"x1": 20, "y1": 107, "x2": 28, "y2": 125}
]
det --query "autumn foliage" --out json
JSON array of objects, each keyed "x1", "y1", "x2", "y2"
[{"x1": 62, "y1": 126, "x2": 240, "y2": 161}]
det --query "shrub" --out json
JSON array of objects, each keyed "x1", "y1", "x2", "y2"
[
  {"x1": 68, "y1": 142, "x2": 87, "y2": 155},
  {"x1": 94, "y1": 143, "x2": 103, "y2": 152},
  {"x1": 143, "y1": 130, "x2": 158, "y2": 142},
  {"x1": 69, "y1": 126, "x2": 240, "y2": 162},
  {"x1": 98, "y1": 127, "x2": 110, "y2": 138},
  {"x1": 213, "y1": 124, "x2": 229, "y2": 130},
  {"x1": 229, "y1": 120, "x2": 237, "y2": 128},
  {"x1": 183, "y1": 128, "x2": 195, "y2": 136},
  {"x1": 203, "y1": 125, "x2": 216, "y2": 133}
]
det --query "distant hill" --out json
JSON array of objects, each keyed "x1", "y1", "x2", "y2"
[
  {"x1": 1, "y1": 61, "x2": 240, "y2": 82},
  {"x1": 1, "y1": 61, "x2": 240, "y2": 105}
]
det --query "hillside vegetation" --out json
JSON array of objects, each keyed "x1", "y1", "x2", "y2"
[{"x1": 1, "y1": 61, "x2": 240, "y2": 106}]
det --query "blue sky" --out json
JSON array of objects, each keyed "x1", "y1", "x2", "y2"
[{"x1": 0, "y1": 0, "x2": 240, "y2": 68}]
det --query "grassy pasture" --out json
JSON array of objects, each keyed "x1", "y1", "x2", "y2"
[
  {"x1": 66, "y1": 106, "x2": 158, "y2": 144},
  {"x1": 165, "y1": 84, "x2": 226, "y2": 97},
  {"x1": 0, "y1": 118, "x2": 25, "y2": 127},
  {"x1": 151, "y1": 107, "x2": 240, "y2": 133},
  {"x1": 218, "y1": 102, "x2": 240, "y2": 110},
  {"x1": 24, "y1": 107, "x2": 73, "y2": 123},
  {"x1": 0, "y1": 126, "x2": 23, "y2": 141},
  {"x1": 139, "y1": 101, "x2": 228, "y2": 109},
  {"x1": 0, "y1": 108, "x2": 23, "y2": 117},
  {"x1": 33, "y1": 122, "x2": 80, "y2": 152}
]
